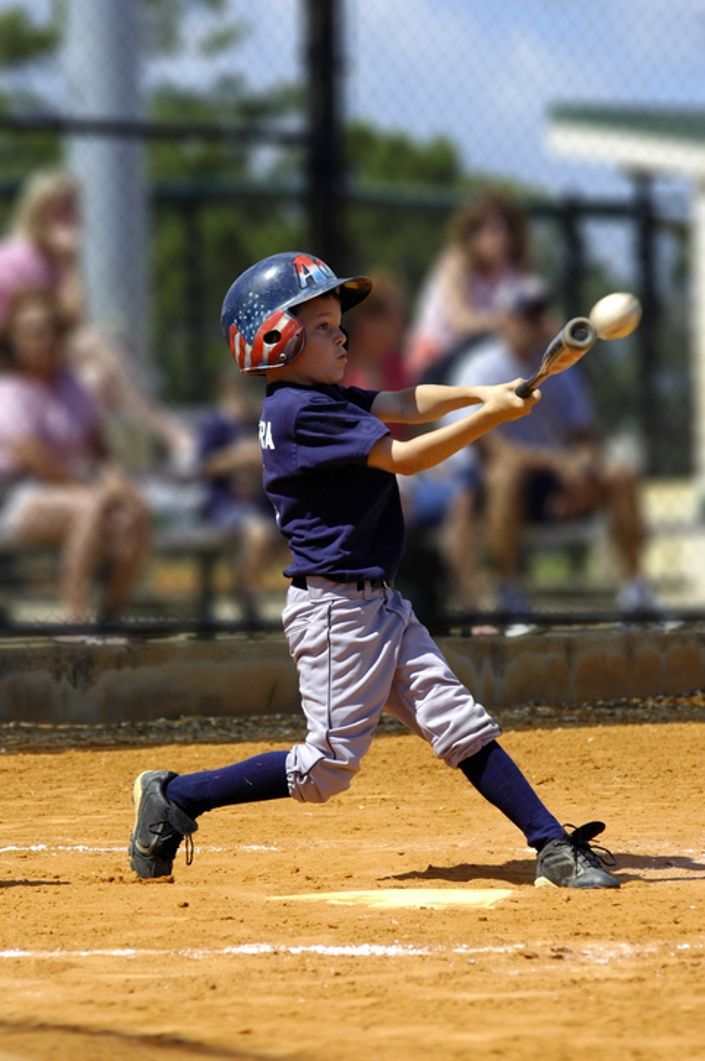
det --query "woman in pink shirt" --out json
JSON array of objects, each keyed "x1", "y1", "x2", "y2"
[
  {"x1": 0, "y1": 289, "x2": 150, "y2": 622},
  {"x1": 0, "y1": 170, "x2": 82, "y2": 332},
  {"x1": 405, "y1": 191, "x2": 533, "y2": 381},
  {"x1": 0, "y1": 170, "x2": 191, "y2": 466}
]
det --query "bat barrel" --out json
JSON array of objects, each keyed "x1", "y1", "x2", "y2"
[
  {"x1": 515, "y1": 316, "x2": 597, "y2": 398},
  {"x1": 563, "y1": 317, "x2": 597, "y2": 348}
]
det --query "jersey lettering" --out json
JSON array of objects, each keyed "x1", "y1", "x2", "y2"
[{"x1": 259, "y1": 419, "x2": 275, "y2": 450}]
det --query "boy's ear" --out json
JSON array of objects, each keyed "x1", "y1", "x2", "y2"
[{"x1": 341, "y1": 326, "x2": 349, "y2": 350}]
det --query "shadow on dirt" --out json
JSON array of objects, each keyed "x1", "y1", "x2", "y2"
[
  {"x1": 0, "y1": 878, "x2": 70, "y2": 889},
  {"x1": 382, "y1": 850, "x2": 705, "y2": 887},
  {"x1": 382, "y1": 859, "x2": 536, "y2": 886},
  {"x1": 609, "y1": 851, "x2": 705, "y2": 883},
  {"x1": 0, "y1": 1018, "x2": 263, "y2": 1059}
]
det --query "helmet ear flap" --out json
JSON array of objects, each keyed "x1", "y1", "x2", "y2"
[
  {"x1": 228, "y1": 308, "x2": 305, "y2": 373},
  {"x1": 254, "y1": 307, "x2": 305, "y2": 369}
]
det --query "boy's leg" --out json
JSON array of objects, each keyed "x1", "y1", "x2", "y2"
[
  {"x1": 129, "y1": 579, "x2": 401, "y2": 877},
  {"x1": 385, "y1": 592, "x2": 620, "y2": 888},
  {"x1": 129, "y1": 752, "x2": 290, "y2": 879},
  {"x1": 459, "y1": 742, "x2": 619, "y2": 887},
  {"x1": 283, "y1": 580, "x2": 400, "y2": 803}
]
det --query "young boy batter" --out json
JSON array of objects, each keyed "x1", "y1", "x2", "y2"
[{"x1": 128, "y1": 252, "x2": 619, "y2": 889}]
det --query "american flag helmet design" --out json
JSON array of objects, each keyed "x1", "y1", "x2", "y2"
[{"x1": 221, "y1": 251, "x2": 372, "y2": 374}]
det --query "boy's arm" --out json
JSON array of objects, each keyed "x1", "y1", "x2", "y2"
[
  {"x1": 371, "y1": 384, "x2": 496, "y2": 425},
  {"x1": 367, "y1": 380, "x2": 539, "y2": 476}
]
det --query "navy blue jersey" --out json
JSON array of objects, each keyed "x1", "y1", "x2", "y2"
[{"x1": 260, "y1": 381, "x2": 404, "y2": 581}]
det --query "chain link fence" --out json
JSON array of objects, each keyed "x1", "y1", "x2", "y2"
[{"x1": 0, "y1": 0, "x2": 703, "y2": 631}]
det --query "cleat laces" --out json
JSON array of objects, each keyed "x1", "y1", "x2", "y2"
[
  {"x1": 563, "y1": 822, "x2": 617, "y2": 870},
  {"x1": 148, "y1": 814, "x2": 195, "y2": 866}
]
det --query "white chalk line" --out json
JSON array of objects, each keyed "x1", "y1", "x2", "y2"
[
  {"x1": 0, "y1": 940, "x2": 700, "y2": 963},
  {"x1": 5, "y1": 840, "x2": 705, "y2": 857},
  {"x1": 0, "y1": 843, "x2": 228, "y2": 854}
]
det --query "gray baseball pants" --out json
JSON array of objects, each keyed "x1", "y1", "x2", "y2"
[{"x1": 283, "y1": 577, "x2": 502, "y2": 803}]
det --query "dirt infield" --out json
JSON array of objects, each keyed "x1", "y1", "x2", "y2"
[{"x1": 1, "y1": 701, "x2": 704, "y2": 1060}]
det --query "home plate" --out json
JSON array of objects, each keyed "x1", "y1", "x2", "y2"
[{"x1": 269, "y1": 888, "x2": 513, "y2": 909}]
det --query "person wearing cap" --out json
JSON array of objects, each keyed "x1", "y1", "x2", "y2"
[{"x1": 438, "y1": 275, "x2": 655, "y2": 619}]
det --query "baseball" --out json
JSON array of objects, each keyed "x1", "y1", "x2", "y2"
[{"x1": 588, "y1": 292, "x2": 642, "y2": 340}]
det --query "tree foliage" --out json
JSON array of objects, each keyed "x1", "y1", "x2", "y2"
[
  {"x1": 0, "y1": 6, "x2": 59, "y2": 67},
  {"x1": 0, "y1": 2, "x2": 691, "y2": 471}
]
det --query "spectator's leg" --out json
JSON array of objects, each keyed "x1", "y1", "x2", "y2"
[
  {"x1": 600, "y1": 463, "x2": 644, "y2": 579},
  {"x1": 233, "y1": 515, "x2": 280, "y2": 619},
  {"x1": 101, "y1": 490, "x2": 152, "y2": 619},
  {"x1": 241, "y1": 516, "x2": 272, "y2": 593},
  {"x1": 482, "y1": 459, "x2": 527, "y2": 580},
  {"x1": 439, "y1": 486, "x2": 483, "y2": 610},
  {"x1": 11, "y1": 487, "x2": 113, "y2": 620}
]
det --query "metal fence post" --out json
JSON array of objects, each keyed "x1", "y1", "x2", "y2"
[
  {"x1": 633, "y1": 173, "x2": 661, "y2": 475},
  {"x1": 559, "y1": 196, "x2": 586, "y2": 317},
  {"x1": 63, "y1": 0, "x2": 148, "y2": 365},
  {"x1": 304, "y1": 0, "x2": 345, "y2": 267}
]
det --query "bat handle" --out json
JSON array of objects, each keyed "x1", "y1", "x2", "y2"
[{"x1": 514, "y1": 380, "x2": 534, "y2": 399}]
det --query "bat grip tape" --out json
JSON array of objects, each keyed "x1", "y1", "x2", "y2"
[{"x1": 514, "y1": 380, "x2": 534, "y2": 399}]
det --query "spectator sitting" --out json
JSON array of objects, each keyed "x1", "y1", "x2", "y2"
[
  {"x1": 344, "y1": 273, "x2": 410, "y2": 389},
  {"x1": 439, "y1": 276, "x2": 656, "y2": 618},
  {"x1": 0, "y1": 289, "x2": 150, "y2": 622},
  {"x1": 343, "y1": 270, "x2": 414, "y2": 441},
  {"x1": 196, "y1": 370, "x2": 285, "y2": 620},
  {"x1": 406, "y1": 189, "x2": 534, "y2": 382},
  {"x1": 341, "y1": 271, "x2": 480, "y2": 620},
  {"x1": 0, "y1": 169, "x2": 191, "y2": 470},
  {"x1": 0, "y1": 169, "x2": 82, "y2": 331}
]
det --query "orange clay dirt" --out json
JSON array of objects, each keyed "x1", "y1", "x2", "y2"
[{"x1": 1, "y1": 698, "x2": 704, "y2": 1061}]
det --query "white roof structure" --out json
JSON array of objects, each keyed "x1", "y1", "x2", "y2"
[
  {"x1": 549, "y1": 104, "x2": 705, "y2": 179},
  {"x1": 548, "y1": 104, "x2": 705, "y2": 489}
]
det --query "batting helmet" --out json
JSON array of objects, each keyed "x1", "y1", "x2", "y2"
[{"x1": 220, "y1": 251, "x2": 372, "y2": 374}]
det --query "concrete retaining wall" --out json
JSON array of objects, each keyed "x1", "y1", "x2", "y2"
[{"x1": 1, "y1": 627, "x2": 704, "y2": 724}]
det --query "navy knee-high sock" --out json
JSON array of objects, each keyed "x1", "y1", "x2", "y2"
[
  {"x1": 165, "y1": 750, "x2": 290, "y2": 819},
  {"x1": 459, "y1": 741, "x2": 564, "y2": 851}
]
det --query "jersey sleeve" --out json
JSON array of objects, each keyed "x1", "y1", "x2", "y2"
[
  {"x1": 293, "y1": 391, "x2": 389, "y2": 471},
  {"x1": 338, "y1": 384, "x2": 380, "y2": 412}
]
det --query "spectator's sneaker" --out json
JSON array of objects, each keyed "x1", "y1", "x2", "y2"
[
  {"x1": 617, "y1": 579, "x2": 661, "y2": 621},
  {"x1": 129, "y1": 770, "x2": 198, "y2": 878},
  {"x1": 496, "y1": 581, "x2": 532, "y2": 616},
  {"x1": 535, "y1": 821, "x2": 620, "y2": 889},
  {"x1": 495, "y1": 582, "x2": 536, "y2": 636}
]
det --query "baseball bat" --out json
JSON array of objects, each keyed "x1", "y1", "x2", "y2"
[{"x1": 514, "y1": 317, "x2": 597, "y2": 398}]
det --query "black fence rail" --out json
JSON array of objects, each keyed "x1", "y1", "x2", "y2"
[{"x1": 0, "y1": 0, "x2": 700, "y2": 629}]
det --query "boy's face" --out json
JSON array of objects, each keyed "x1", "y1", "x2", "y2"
[{"x1": 270, "y1": 294, "x2": 347, "y2": 385}]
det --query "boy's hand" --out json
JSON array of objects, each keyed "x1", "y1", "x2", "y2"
[{"x1": 476, "y1": 380, "x2": 541, "y2": 422}]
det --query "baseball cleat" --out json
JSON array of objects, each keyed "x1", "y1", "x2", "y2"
[
  {"x1": 128, "y1": 770, "x2": 198, "y2": 879},
  {"x1": 534, "y1": 821, "x2": 620, "y2": 889}
]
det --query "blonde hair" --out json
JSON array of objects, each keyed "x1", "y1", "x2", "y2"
[{"x1": 10, "y1": 170, "x2": 79, "y2": 244}]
